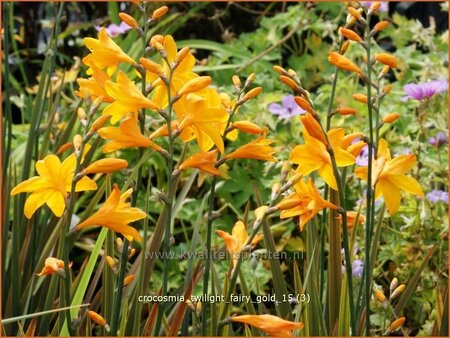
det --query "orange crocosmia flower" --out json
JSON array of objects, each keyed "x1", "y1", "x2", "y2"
[
  {"x1": 174, "y1": 88, "x2": 229, "y2": 152},
  {"x1": 75, "y1": 63, "x2": 114, "y2": 102},
  {"x1": 231, "y1": 314, "x2": 304, "y2": 337},
  {"x1": 278, "y1": 178, "x2": 337, "y2": 231},
  {"x1": 147, "y1": 35, "x2": 197, "y2": 108},
  {"x1": 290, "y1": 126, "x2": 355, "y2": 190},
  {"x1": 179, "y1": 150, "x2": 221, "y2": 176},
  {"x1": 355, "y1": 138, "x2": 424, "y2": 215},
  {"x1": 328, "y1": 52, "x2": 362, "y2": 75},
  {"x1": 83, "y1": 28, "x2": 135, "y2": 75},
  {"x1": 216, "y1": 221, "x2": 263, "y2": 267},
  {"x1": 103, "y1": 71, "x2": 159, "y2": 124},
  {"x1": 336, "y1": 211, "x2": 365, "y2": 229},
  {"x1": 225, "y1": 129, "x2": 277, "y2": 162},
  {"x1": 11, "y1": 152, "x2": 97, "y2": 218},
  {"x1": 37, "y1": 257, "x2": 72, "y2": 277},
  {"x1": 300, "y1": 113, "x2": 327, "y2": 144},
  {"x1": 98, "y1": 116, "x2": 163, "y2": 153},
  {"x1": 76, "y1": 184, "x2": 145, "y2": 243}
]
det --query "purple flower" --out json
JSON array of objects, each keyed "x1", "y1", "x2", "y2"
[
  {"x1": 352, "y1": 260, "x2": 364, "y2": 278},
  {"x1": 269, "y1": 95, "x2": 305, "y2": 119},
  {"x1": 428, "y1": 131, "x2": 448, "y2": 147},
  {"x1": 402, "y1": 80, "x2": 448, "y2": 101},
  {"x1": 426, "y1": 190, "x2": 448, "y2": 204},
  {"x1": 362, "y1": 1, "x2": 389, "y2": 12},
  {"x1": 95, "y1": 22, "x2": 131, "y2": 38}
]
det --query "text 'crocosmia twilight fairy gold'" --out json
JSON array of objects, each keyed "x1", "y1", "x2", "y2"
[
  {"x1": 290, "y1": 113, "x2": 355, "y2": 190},
  {"x1": 83, "y1": 28, "x2": 135, "y2": 75},
  {"x1": 278, "y1": 178, "x2": 337, "y2": 231},
  {"x1": 174, "y1": 88, "x2": 229, "y2": 152},
  {"x1": 224, "y1": 128, "x2": 277, "y2": 162},
  {"x1": 231, "y1": 314, "x2": 304, "y2": 337},
  {"x1": 36, "y1": 257, "x2": 72, "y2": 277},
  {"x1": 146, "y1": 35, "x2": 197, "y2": 108},
  {"x1": 98, "y1": 116, "x2": 164, "y2": 153},
  {"x1": 11, "y1": 153, "x2": 97, "y2": 218},
  {"x1": 75, "y1": 184, "x2": 145, "y2": 243},
  {"x1": 103, "y1": 71, "x2": 159, "y2": 124},
  {"x1": 216, "y1": 221, "x2": 263, "y2": 267},
  {"x1": 355, "y1": 139, "x2": 424, "y2": 215},
  {"x1": 179, "y1": 150, "x2": 221, "y2": 176}
]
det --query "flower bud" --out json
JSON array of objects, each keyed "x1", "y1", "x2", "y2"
[
  {"x1": 77, "y1": 107, "x2": 87, "y2": 121},
  {"x1": 254, "y1": 206, "x2": 269, "y2": 222},
  {"x1": 106, "y1": 256, "x2": 117, "y2": 269},
  {"x1": 388, "y1": 317, "x2": 406, "y2": 332},
  {"x1": 174, "y1": 47, "x2": 190, "y2": 64},
  {"x1": 277, "y1": 199, "x2": 300, "y2": 211},
  {"x1": 271, "y1": 183, "x2": 281, "y2": 200},
  {"x1": 244, "y1": 73, "x2": 256, "y2": 87},
  {"x1": 340, "y1": 40, "x2": 350, "y2": 54},
  {"x1": 123, "y1": 274, "x2": 135, "y2": 286},
  {"x1": 273, "y1": 65, "x2": 287, "y2": 75},
  {"x1": 328, "y1": 52, "x2": 362, "y2": 74},
  {"x1": 151, "y1": 6, "x2": 169, "y2": 20},
  {"x1": 116, "y1": 237, "x2": 123, "y2": 248},
  {"x1": 73, "y1": 134, "x2": 83, "y2": 151},
  {"x1": 90, "y1": 115, "x2": 111, "y2": 133},
  {"x1": 119, "y1": 12, "x2": 139, "y2": 28},
  {"x1": 56, "y1": 142, "x2": 72, "y2": 155},
  {"x1": 375, "y1": 53, "x2": 398, "y2": 68},
  {"x1": 390, "y1": 284, "x2": 405, "y2": 299},
  {"x1": 178, "y1": 76, "x2": 212, "y2": 96},
  {"x1": 84, "y1": 158, "x2": 128, "y2": 174},
  {"x1": 348, "y1": 7, "x2": 362, "y2": 20},
  {"x1": 232, "y1": 121, "x2": 263, "y2": 134},
  {"x1": 380, "y1": 65, "x2": 390, "y2": 76},
  {"x1": 375, "y1": 289, "x2": 387, "y2": 304},
  {"x1": 232, "y1": 75, "x2": 241, "y2": 88},
  {"x1": 383, "y1": 113, "x2": 400, "y2": 123},
  {"x1": 140, "y1": 58, "x2": 163, "y2": 75},
  {"x1": 280, "y1": 76, "x2": 300, "y2": 91},
  {"x1": 339, "y1": 27, "x2": 363, "y2": 42},
  {"x1": 336, "y1": 107, "x2": 356, "y2": 116},
  {"x1": 370, "y1": 2, "x2": 382, "y2": 12},
  {"x1": 243, "y1": 87, "x2": 262, "y2": 101},
  {"x1": 294, "y1": 96, "x2": 314, "y2": 113},
  {"x1": 390, "y1": 277, "x2": 398, "y2": 293},
  {"x1": 374, "y1": 20, "x2": 389, "y2": 32},
  {"x1": 383, "y1": 84, "x2": 393, "y2": 94},
  {"x1": 88, "y1": 310, "x2": 110, "y2": 331},
  {"x1": 352, "y1": 93, "x2": 368, "y2": 103}
]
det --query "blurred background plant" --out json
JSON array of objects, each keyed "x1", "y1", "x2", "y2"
[{"x1": 2, "y1": 1, "x2": 448, "y2": 336}]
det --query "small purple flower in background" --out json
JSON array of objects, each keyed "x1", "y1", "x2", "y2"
[
  {"x1": 402, "y1": 80, "x2": 448, "y2": 101},
  {"x1": 426, "y1": 190, "x2": 448, "y2": 204},
  {"x1": 95, "y1": 22, "x2": 131, "y2": 38},
  {"x1": 269, "y1": 95, "x2": 305, "y2": 119},
  {"x1": 352, "y1": 260, "x2": 364, "y2": 278},
  {"x1": 428, "y1": 131, "x2": 448, "y2": 147},
  {"x1": 362, "y1": 1, "x2": 389, "y2": 12}
]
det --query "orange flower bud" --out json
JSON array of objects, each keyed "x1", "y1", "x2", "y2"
[
  {"x1": 174, "y1": 47, "x2": 190, "y2": 64},
  {"x1": 348, "y1": 7, "x2": 362, "y2": 19},
  {"x1": 375, "y1": 53, "x2": 398, "y2": 68},
  {"x1": 380, "y1": 65, "x2": 390, "y2": 76},
  {"x1": 339, "y1": 27, "x2": 363, "y2": 42},
  {"x1": 232, "y1": 75, "x2": 241, "y2": 87},
  {"x1": 287, "y1": 173, "x2": 303, "y2": 185},
  {"x1": 374, "y1": 20, "x2": 389, "y2": 32},
  {"x1": 294, "y1": 96, "x2": 314, "y2": 113},
  {"x1": 383, "y1": 84, "x2": 393, "y2": 94},
  {"x1": 244, "y1": 87, "x2": 262, "y2": 100},
  {"x1": 300, "y1": 113, "x2": 327, "y2": 145},
  {"x1": 56, "y1": 142, "x2": 72, "y2": 155},
  {"x1": 340, "y1": 40, "x2": 350, "y2": 54},
  {"x1": 336, "y1": 107, "x2": 357, "y2": 116},
  {"x1": 84, "y1": 158, "x2": 128, "y2": 174},
  {"x1": 370, "y1": 2, "x2": 382, "y2": 12},
  {"x1": 280, "y1": 75, "x2": 299, "y2": 91},
  {"x1": 277, "y1": 199, "x2": 300, "y2": 211},
  {"x1": 375, "y1": 289, "x2": 387, "y2": 303},
  {"x1": 178, "y1": 76, "x2": 212, "y2": 96},
  {"x1": 88, "y1": 310, "x2": 109, "y2": 330},
  {"x1": 123, "y1": 274, "x2": 135, "y2": 286},
  {"x1": 383, "y1": 113, "x2": 400, "y2": 123},
  {"x1": 151, "y1": 6, "x2": 169, "y2": 20},
  {"x1": 328, "y1": 52, "x2": 362, "y2": 74},
  {"x1": 90, "y1": 115, "x2": 111, "y2": 133},
  {"x1": 388, "y1": 317, "x2": 406, "y2": 332},
  {"x1": 119, "y1": 12, "x2": 139, "y2": 28},
  {"x1": 106, "y1": 256, "x2": 116, "y2": 269},
  {"x1": 352, "y1": 93, "x2": 368, "y2": 103},
  {"x1": 140, "y1": 57, "x2": 163, "y2": 75},
  {"x1": 232, "y1": 121, "x2": 263, "y2": 134}
]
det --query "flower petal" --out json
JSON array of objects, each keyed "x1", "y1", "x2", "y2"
[
  {"x1": 378, "y1": 179, "x2": 401, "y2": 215},
  {"x1": 46, "y1": 191, "x2": 66, "y2": 217}
]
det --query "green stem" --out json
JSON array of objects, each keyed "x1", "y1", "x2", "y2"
[{"x1": 109, "y1": 238, "x2": 129, "y2": 335}]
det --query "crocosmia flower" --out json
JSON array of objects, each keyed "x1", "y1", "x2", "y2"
[
  {"x1": 231, "y1": 314, "x2": 303, "y2": 337},
  {"x1": 269, "y1": 95, "x2": 305, "y2": 119},
  {"x1": 402, "y1": 80, "x2": 448, "y2": 101},
  {"x1": 11, "y1": 153, "x2": 97, "y2": 218}
]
